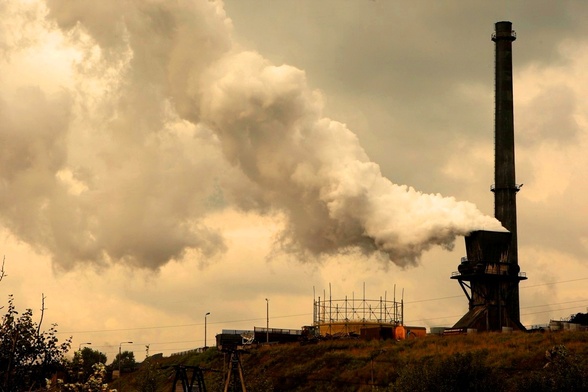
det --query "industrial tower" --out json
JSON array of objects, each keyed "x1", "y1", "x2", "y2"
[{"x1": 451, "y1": 21, "x2": 527, "y2": 332}]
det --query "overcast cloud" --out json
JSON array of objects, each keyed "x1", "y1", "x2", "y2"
[{"x1": 1, "y1": 0, "x2": 587, "y2": 360}]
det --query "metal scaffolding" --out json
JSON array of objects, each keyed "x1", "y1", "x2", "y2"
[{"x1": 313, "y1": 284, "x2": 403, "y2": 336}]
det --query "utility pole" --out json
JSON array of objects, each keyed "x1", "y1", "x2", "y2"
[
  {"x1": 265, "y1": 298, "x2": 269, "y2": 344},
  {"x1": 118, "y1": 341, "x2": 133, "y2": 391},
  {"x1": 204, "y1": 312, "x2": 210, "y2": 349}
]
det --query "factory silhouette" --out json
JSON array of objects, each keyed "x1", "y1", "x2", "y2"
[
  {"x1": 216, "y1": 21, "x2": 528, "y2": 352},
  {"x1": 450, "y1": 21, "x2": 527, "y2": 333},
  {"x1": 174, "y1": 21, "x2": 573, "y2": 392}
]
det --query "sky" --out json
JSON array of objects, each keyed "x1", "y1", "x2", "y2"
[{"x1": 1, "y1": 0, "x2": 587, "y2": 362}]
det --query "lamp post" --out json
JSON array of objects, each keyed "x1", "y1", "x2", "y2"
[
  {"x1": 265, "y1": 298, "x2": 269, "y2": 343},
  {"x1": 76, "y1": 342, "x2": 91, "y2": 382},
  {"x1": 118, "y1": 341, "x2": 133, "y2": 378},
  {"x1": 204, "y1": 312, "x2": 210, "y2": 349}
]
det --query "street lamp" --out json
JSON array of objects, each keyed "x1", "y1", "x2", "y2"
[
  {"x1": 265, "y1": 298, "x2": 269, "y2": 343},
  {"x1": 76, "y1": 342, "x2": 92, "y2": 382},
  {"x1": 204, "y1": 312, "x2": 210, "y2": 349},
  {"x1": 118, "y1": 341, "x2": 133, "y2": 377}
]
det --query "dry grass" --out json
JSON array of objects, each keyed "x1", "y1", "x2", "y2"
[{"x1": 121, "y1": 330, "x2": 588, "y2": 391}]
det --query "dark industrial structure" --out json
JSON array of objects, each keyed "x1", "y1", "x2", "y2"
[
  {"x1": 166, "y1": 365, "x2": 207, "y2": 392},
  {"x1": 451, "y1": 21, "x2": 527, "y2": 332}
]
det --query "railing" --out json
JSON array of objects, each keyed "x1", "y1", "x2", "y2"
[
  {"x1": 490, "y1": 183, "x2": 523, "y2": 192},
  {"x1": 254, "y1": 327, "x2": 301, "y2": 335},
  {"x1": 170, "y1": 348, "x2": 206, "y2": 356},
  {"x1": 491, "y1": 30, "x2": 516, "y2": 41},
  {"x1": 452, "y1": 266, "x2": 527, "y2": 278}
]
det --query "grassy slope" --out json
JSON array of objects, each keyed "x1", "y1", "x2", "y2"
[{"x1": 115, "y1": 331, "x2": 588, "y2": 392}]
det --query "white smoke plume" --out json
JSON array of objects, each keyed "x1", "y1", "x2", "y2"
[{"x1": 0, "y1": 0, "x2": 503, "y2": 271}]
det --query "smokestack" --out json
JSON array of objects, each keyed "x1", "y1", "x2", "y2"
[
  {"x1": 450, "y1": 22, "x2": 526, "y2": 332},
  {"x1": 492, "y1": 21, "x2": 522, "y2": 323}
]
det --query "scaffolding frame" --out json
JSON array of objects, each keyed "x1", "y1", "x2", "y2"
[{"x1": 313, "y1": 284, "x2": 403, "y2": 335}]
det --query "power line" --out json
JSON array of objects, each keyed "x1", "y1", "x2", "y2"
[
  {"x1": 89, "y1": 301, "x2": 588, "y2": 355},
  {"x1": 58, "y1": 313, "x2": 312, "y2": 335},
  {"x1": 404, "y1": 301, "x2": 588, "y2": 325},
  {"x1": 404, "y1": 314, "x2": 465, "y2": 324},
  {"x1": 405, "y1": 295, "x2": 461, "y2": 304},
  {"x1": 405, "y1": 277, "x2": 588, "y2": 304},
  {"x1": 521, "y1": 299, "x2": 588, "y2": 309},
  {"x1": 522, "y1": 304, "x2": 588, "y2": 317},
  {"x1": 57, "y1": 278, "x2": 588, "y2": 339},
  {"x1": 522, "y1": 277, "x2": 588, "y2": 289}
]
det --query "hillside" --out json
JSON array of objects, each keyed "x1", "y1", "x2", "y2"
[{"x1": 113, "y1": 331, "x2": 588, "y2": 392}]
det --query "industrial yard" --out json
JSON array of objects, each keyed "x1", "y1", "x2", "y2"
[
  {"x1": 111, "y1": 22, "x2": 588, "y2": 392},
  {"x1": 3, "y1": 3, "x2": 588, "y2": 389},
  {"x1": 112, "y1": 329, "x2": 588, "y2": 391}
]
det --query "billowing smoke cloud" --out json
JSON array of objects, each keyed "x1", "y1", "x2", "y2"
[{"x1": 0, "y1": 0, "x2": 503, "y2": 271}]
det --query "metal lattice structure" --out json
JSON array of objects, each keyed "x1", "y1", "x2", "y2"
[
  {"x1": 313, "y1": 287, "x2": 403, "y2": 336},
  {"x1": 165, "y1": 365, "x2": 207, "y2": 392},
  {"x1": 222, "y1": 350, "x2": 247, "y2": 392}
]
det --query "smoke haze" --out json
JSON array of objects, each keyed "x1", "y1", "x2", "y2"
[{"x1": 0, "y1": 0, "x2": 504, "y2": 271}]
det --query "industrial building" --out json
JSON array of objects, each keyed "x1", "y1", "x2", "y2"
[{"x1": 451, "y1": 21, "x2": 527, "y2": 332}]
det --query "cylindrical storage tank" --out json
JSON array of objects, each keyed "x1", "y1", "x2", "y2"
[{"x1": 502, "y1": 327, "x2": 513, "y2": 333}]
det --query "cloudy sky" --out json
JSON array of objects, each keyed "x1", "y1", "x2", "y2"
[{"x1": 1, "y1": 0, "x2": 587, "y2": 361}]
